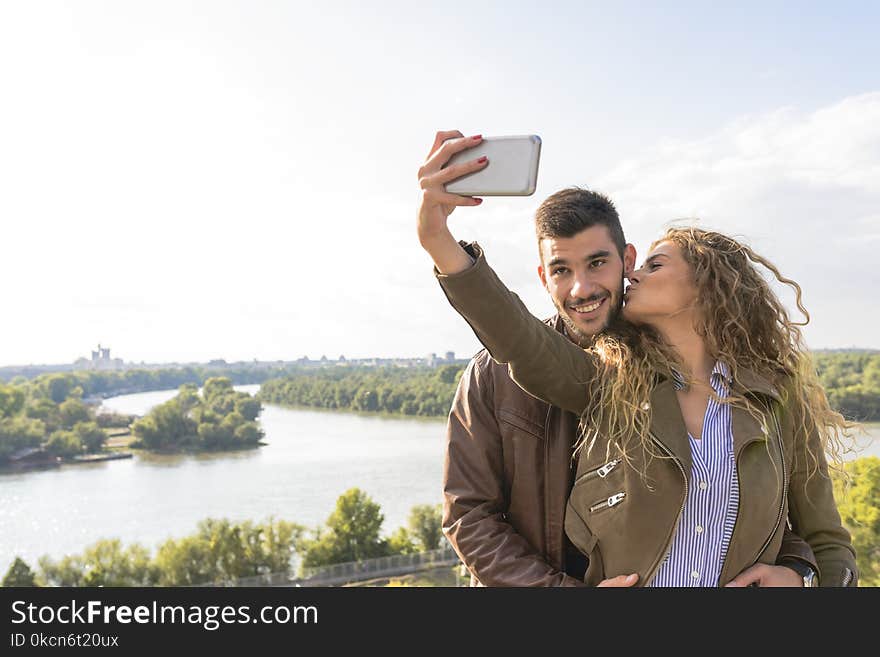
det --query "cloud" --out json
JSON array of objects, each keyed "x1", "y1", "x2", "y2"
[{"x1": 575, "y1": 92, "x2": 880, "y2": 349}]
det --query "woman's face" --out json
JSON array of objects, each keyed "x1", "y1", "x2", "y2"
[{"x1": 622, "y1": 240, "x2": 698, "y2": 326}]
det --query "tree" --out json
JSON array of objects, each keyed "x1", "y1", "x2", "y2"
[
  {"x1": 833, "y1": 456, "x2": 880, "y2": 586},
  {"x1": 153, "y1": 518, "x2": 305, "y2": 585},
  {"x1": 38, "y1": 539, "x2": 157, "y2": 587},
  {"x1": 407, "y1": 503, "x2": 444, "y2": 551},
  {"x1": 59, "y1": 398, "x2": 91, "y2": 428},
  {"x1": 25, "y1": 398, "x2": 60, "y2": 433},
  {"x1": 387, "y1": 527, "x2": 417, "y2": 555},
  {"x1": 0, "y1": 417, "x2": 44, "y2": 463},
  {"x1": 43, "y1": 374, "x2": 75, "y2": 404},
  {"x1": 435, "y1": 364, "x2": 462, "y2": 384},
  {"x1": 131, "y1": 396, "x2": 198, "y2": 450},
  {"x1": 0, "y1": 384, "x2": 25, "y2": 418},
  {"x1": 234, "y1": 396, "x2": 262, "y2": 421},
  {"x1": 2, "y1": 557, "x2": 37, "y2": 587},
  {"x1": 75, "y1": 422, "x2": 107, "y2": 453},
  {"x1": 45, "y1": 430, "x2": 81, "y2": 458},
  {"x1": 301, "y1": 488, "x2": 389, "y2": 567}
]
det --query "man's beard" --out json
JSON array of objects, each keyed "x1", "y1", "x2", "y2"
[{"x1": 555, "y1": 286, "x2": 624, "y2": 348}]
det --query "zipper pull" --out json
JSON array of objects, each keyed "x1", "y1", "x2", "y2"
[
  {"x1": 597, "y1": 459, "x2": 620, "y2": 478},
  {"x1": 607, "y1": 492, "x2": 626, "y2": 507}
]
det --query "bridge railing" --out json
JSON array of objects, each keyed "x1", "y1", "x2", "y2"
[{"x1": 196, "y1": 543, "x2": 460, "y2": 587}]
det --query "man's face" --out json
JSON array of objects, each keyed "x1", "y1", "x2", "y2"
[{"x1": 538, "y1": 225, "x2": 636, "y2": 346}]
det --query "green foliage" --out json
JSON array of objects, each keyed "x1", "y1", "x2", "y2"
[
  {"x1": 95, "y1": 411, "x2": 136, "y2": 428},
  {"x1": 2, "y1": 557, "x2": 37, "y2": 587},
  {"x1": 301, "y1": 488, "x2": 390, "y2": 567},
  {"x1": 38, "y1": 539, "x2": 157, "y2": 587},
  {"x1": 832, "y1": 456, "x2": 880, "y2": 586},
  {"x1": 0, "y1": 384, "x2": 25, "y2": 418},
  {"x1": 435, "y1": 364, "x2": 462, "y2": 385},
  {"x1": 45, "y1": 430, "x2": 82, "y2": 458},
  {"x1": 59, "y1": 398, "x2": 92, "y2": 428},
  {"x1": 386, "y1": 527, "x2": 418, "y2": 555},
  {"x1": 43, "y1": 374, "x2": 77, "y2": 404},
  {"x1": 34, "y1": 519, "x2": 304, "y2": 587},
  {"x1": 407, "y1": 503, "x2": 444, "y2": 552},
  {"x1": 0, "y1": 416, "x2": 44, "y2": 462},
  {"x1": 259, "y1": 365, "x2": 467, "y2": 418},
  {"x1": 131, "y1": 379, "x2": 262, "y2": 452},
  {"x1": 75, "y1": 422, "x2": 107, "y2": 453},
  {"x1": 26, "y1": 498, "x2": 454, "y2": 587},
  {"x1": 24, "y1": 397, "x2": 61, "y2": 433},
  {"x1": 814, "y1": 352, "x2": 880, "y2": 421},
  {"x1": 153, "y1": 518, "x2": 305, "y2": 586}
]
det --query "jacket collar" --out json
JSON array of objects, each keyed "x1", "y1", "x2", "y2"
[
  {"x1": 648, "y1": 365, "x2": 783, "y2": 466},
  {"x1": 733, "y1": 365, "x2": 783, "y2": 403}
]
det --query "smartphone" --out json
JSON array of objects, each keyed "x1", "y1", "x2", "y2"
[{"x1": 443, "y1": 135, "x2": 541, "y2": 196}]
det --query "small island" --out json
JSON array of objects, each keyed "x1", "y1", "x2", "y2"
[{"x1": 130, "y1": 377, "x2": 264, "y2": 452}]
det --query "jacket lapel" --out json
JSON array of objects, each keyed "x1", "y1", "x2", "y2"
[
  {"x1": 648, "y1": 379, "x2": 693, "y2": 474},
  {"x1": 730, "y1": 366, "x2": 782, "y2": 457}
]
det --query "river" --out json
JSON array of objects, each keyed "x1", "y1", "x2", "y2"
[
  {"x1": 0, "y1": 385, "x2": 446, "y2": 574},
  {"x1": 1, "y1": 386, "x2": 878, "y2": 575}
]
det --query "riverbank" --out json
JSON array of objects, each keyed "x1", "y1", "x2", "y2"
[{"x1": 254, "y1": 399, "x2": 447, "y2": 423}]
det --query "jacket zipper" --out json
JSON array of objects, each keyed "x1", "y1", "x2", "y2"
[
  {"x1": 574, "y1": 458, "x2": 621, "y2": 486},
  {"x1": 589, "y1": 492, "x2": 626, "y2": 513},
  {"x1": 842, "y1": 568, "x2": 853, "y2": 587},
  {"x1": 642, "y1": 431, "x2": 688, "y2": 587}
]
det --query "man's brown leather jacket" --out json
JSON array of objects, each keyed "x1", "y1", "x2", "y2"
[{"x1": 443, "y1": 316, "x2": 819, "y2": 586}]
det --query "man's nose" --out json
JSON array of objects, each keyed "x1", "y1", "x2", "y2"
[{"x1": 570, "y1": 273, "x2": 596, "y2": 299}]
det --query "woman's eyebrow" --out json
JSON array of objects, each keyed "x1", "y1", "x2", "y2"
[{"x1": 643, "y1": 253, "x2": 669, "y2": 265}]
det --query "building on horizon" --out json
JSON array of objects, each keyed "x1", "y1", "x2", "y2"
[{"x1": 73, "y1": 344, "x2": 125, "y2": 371}]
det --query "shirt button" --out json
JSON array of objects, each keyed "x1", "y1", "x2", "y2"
[
  {"x1": 699, "y1": 481, "x2": 708, "y2": 490},
  {"x1": 691, "y1": 571, "x2": 700, "y2": 580},
  {"x1": 695, "y1": 525, "x2": 704, "y2": 534}
]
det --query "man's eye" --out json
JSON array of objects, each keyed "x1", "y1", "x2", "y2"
[
  {"x1": 552, "y1": 268, "x2": 568, "y2": 276},
  {"x1": 590, "y1": 260, "x2": 606, "y2": 268}
]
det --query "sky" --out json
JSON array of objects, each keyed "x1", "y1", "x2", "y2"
[{"x1": 1, "y1": 1, "x2": 878, "y2": 366}]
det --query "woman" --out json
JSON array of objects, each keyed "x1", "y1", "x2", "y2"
[{"x1": 417, "y1": 138, "x2": 858, "y2": 587}]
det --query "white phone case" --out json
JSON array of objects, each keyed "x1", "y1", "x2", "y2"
[{"x1": 443, "y1": 135, "x2": 541, "y2": 196}]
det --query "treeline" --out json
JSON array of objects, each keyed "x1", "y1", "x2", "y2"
[
  {"x1": 814, "y1": 352, "x2": 880, "y2": 422},
  {"x1": 258, "y1": 365, "x2": 464, "y2": 417},
  {"x1": 1, "y1": 489, "x2": 444, "y2": 587},
  {"x1": 131, "y1": 378, "x2": 263, "y2": 452},
  {"x1": 2, "y1": 366, "x2": 292, "y2": 400}
]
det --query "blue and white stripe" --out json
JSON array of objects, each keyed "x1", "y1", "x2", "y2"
[{"x1": 649, "y1": 361, "x2": 740, "y2": 587}]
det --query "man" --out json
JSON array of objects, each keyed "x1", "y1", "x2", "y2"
[{"x1": 419, "y1": 130, "x2": 819, "y2": 587}]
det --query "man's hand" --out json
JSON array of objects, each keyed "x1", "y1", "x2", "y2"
[
  {"x1": 597, "y1": 573, "x2": 638, "y2": 587},
  {"x1": 416, "y1": 130, "x2": 489, "y2": 274},
  {"x1": 724, "y1": 564, "x2": 803, "y2": 587}
]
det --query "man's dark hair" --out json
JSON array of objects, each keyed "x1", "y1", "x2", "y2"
[{"x1": 535, "y1": 187, "x2": 626, "y2": 257}]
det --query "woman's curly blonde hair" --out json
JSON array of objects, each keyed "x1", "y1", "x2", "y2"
[{"x1": 578, "y1": 226, "x2": 857, "y2": 489}]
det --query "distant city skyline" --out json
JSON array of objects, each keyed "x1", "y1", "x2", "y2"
[
  {"x1": 1, "y1": 2, "x2": 878, "y2": 365},
  {"x1": 0, "y1": 344, "x2": 469, "y2": 373}
]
